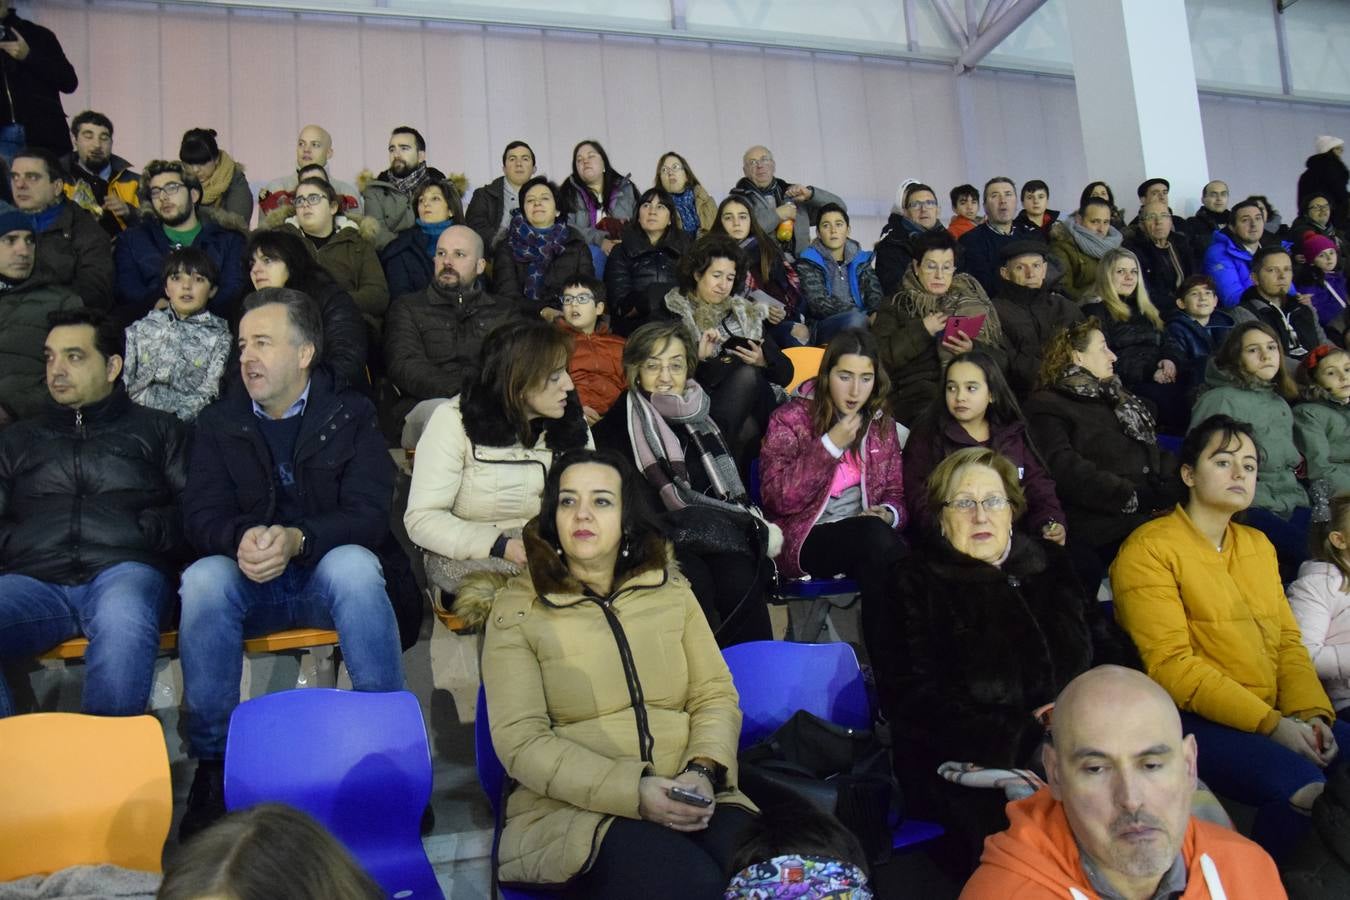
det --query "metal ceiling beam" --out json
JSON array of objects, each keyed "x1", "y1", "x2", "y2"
[
  {"x1": 954, "y1": 0, "x2": 1050, "y2": 73},
  {"x1": 931, "y1": 0, "x2": 969, "y2": 46}
]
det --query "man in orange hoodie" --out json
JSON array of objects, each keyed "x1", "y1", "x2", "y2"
[{"x1": 961, "y1": 666, "x2": 1285, "y2": 899}]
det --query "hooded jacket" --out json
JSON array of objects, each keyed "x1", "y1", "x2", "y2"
[
  {"x1": 32, "y1": 200, "x2": 114, "y2": 310},
  {"x1": 463, "y1": 521, "x2": 751, "y2": 886},
  {"x1": 360, "y1": 165, "x2": 447, "y2": 250},
  {"x1": 1288, "y1": 559, "x2": 1350, "y2": 712},
  {"x1": 992, "y1": 278, "x2": 1083, "y2": 395},
  {"x1": 959, "y1": 786, "x2": 1283, "y2": 899},
  {"x1": 267, "y1": 211, "x2": 390, "y2": 325},
  {"x1": 0, "y1": 387, "x2": 187, "y2": 585},
  {"x1": 873, "y1": 213, "x2": 946, "y2": 296},
  {"x1": 113, "y1": 205, "x2": 248, "y2": 321},
  {"x1": 555, "y1": 318, "x2": 625, "y2": 417},
  {"x1": 0, "y1": 10, "x2": 77, "y2": 155},
  {"x1": 728, "y1": 176, "x2": 845, "y2": 256},
  {"x1": 603, "y1": 223, "x2": 690, "y2": 323},
  {"x1": 1204, "y1": 229, "x2": 1285, "y2": 308},
  {"x1": 1294, "y1": 391, "x2": 1350, "y2": 497},
  {"x1": 1011, "y1": 208, "x2": 1060, "y2": 241},
  {"x1": 1190, "y1": 362, "x2": 1307, "y2": 517},
  {"x1": 1111, "y1": 504, "x2": 1333, "y2": 734},
  {"x1": 403, "y1": 388, "x2": 592, "y2": 562},
  {"x1": 796, "y1": 239, "x2": 882, "y2": 320},
  {"x1": 759, "y1": 391, "x2": 906, "y2": 578},
  {"x1": 1232, "y1": 284, "x2": 1325, "y2": 360},
  {"x1": 1048, "y1": 220, "x2": 1121, "y2": 302},
  {"x1": 0, "y1": 276, "x2": 82, "y2": 419},
  {"x1": 123, "y1": 307, "x2": 232, "y2": 422}
]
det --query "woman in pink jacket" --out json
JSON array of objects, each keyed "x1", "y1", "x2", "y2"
[{"x1": 760, "y1": 329, "x2": 907, "y2": 618}]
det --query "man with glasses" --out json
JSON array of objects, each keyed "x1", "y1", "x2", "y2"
[
  {"x1": 1126, "y1": 199, "x2": 1195, "y2": 307},
  {"x1": 10, "y1": 147, "x2": 113, "y2": 308},
  {"x1": 258, "y1": 124, "x2": 362, "y2": 218},
  {"x1": 384, "y1": 224, "x2": 521, "y2": 447},
  {"x1": 465, "y1": 140, "x2": 536, "y2": 252},
  {"x1": 113, "y1": 160, "x2": 247, "y2": 323},
  {"x1": 729, "y1": 144, "x2": 843, "y2": 255}
]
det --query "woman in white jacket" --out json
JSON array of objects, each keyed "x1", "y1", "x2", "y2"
[{"x1": 1289, "y1": 493, "x2": 1350, "y2": 718}]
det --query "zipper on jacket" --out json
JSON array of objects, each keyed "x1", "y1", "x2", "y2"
[
  {"x1": 71, "y1": 409, "x2": 85, "y2": 568},
  {"x1": 575, "y1": 585, "x2": 659, "y2": 764}
]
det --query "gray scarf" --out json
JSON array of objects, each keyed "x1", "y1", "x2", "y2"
[{"x1": 1067, "y1": 219, "x2": 1123, "y2": 260}]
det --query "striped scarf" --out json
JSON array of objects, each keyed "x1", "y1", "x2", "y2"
[{"x1": 625, "y1": 384, "x2": 748, "y2": 512}]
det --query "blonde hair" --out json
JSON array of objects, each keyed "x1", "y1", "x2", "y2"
[
  {"x1": 925, "y1": 446, "x2": 1027, "y2": 530},
  {"x1": 1314, "y1": 494, "x2": 1350, "y2": 593},
  {"x1": 1093, "y1": 247, "x2": 1164, "y2": 330}
]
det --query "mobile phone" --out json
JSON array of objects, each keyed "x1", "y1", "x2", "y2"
[
  {"x1": 0, "y1": 26, "x2": 13, "y2": 43},
  {"x1": 722, "y1": 336, "x2": 757, "y2": 356},
  {"x1": 667, "y1": 785, "x2": 713, "y2": 807},
  {"x1": 942, "y1": 313, "x2": 986, "y2": 342}
]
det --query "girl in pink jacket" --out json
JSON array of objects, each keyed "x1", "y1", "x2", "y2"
[
  {"x1": 760, "y1": 329, "x2": 907, "y2": 615},
  {"x1": 1289, "y1": 493, "x2": 1350, "y2": 717}
]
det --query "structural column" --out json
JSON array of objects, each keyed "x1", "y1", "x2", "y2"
[{"x1": 1065, "y1": 0, "x2": 1210, "y2": 216}]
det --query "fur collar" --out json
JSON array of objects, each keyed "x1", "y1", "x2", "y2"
[
  {"x1": 459, "y1": 378, "x2": 591, "y2": 450},
  {"x1": 451, "y1": 519, "x2": 673, "y2": 626},
  {"x1": 262, "y1": 208, "x2": 381, "y2": 244},
  {"x1": 922, "y1": 529, "x2": 1049, "y2": 583}
]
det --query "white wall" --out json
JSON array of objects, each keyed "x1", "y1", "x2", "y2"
[{"x1": 25, "y1": 0, "x2": 1350, "y2": 242}]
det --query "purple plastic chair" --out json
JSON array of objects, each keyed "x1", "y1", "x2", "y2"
[
  {"x1": 224, "y1": 689, "x2": 442, "y2": 899},
  {"x1": 475, "y1": 688, "x2": 553, "y2": 900},
  {"x1": 721, "y1": 640, "x2": 945, "y2": 852}
]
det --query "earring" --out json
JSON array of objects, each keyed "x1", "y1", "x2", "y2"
[
  {"x1": 621, "y1": 538, "x2": 631, "y2": 558},
  {"x1": 555, "y1": 545, "x2": 564, "y2": 556}
]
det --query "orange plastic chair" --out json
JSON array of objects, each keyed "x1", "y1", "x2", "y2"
[
  {"x1": 0, "y1": 713, "x2": 171, "y2": 879},
  {"x1": 39, "y1": 628, "x2": 338, "y2": 660},
  {"x1": 783, "y1": 345, "x2": 825, "y2": 394}
]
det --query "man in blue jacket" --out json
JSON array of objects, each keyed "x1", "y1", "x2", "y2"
[
  {"x1": 176, "y1": 288, "x2": 405, "y2": 840},
  {"x1": 112, "y1": 160, "x2": 247, "y2": 324},
  {"x1": 1205, "y1": 197, "x2": 1281, "y2": 308}
]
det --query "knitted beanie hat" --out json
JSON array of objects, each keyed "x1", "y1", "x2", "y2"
[{"x1": 1315, "y1": 135, "x2": 1345, "y2": 155}]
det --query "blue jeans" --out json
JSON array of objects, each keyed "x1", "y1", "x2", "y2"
[
  {"x1": 0, "y1": 123, "x2": 25, "y2": 165},
  {"x1": 811, "y1": 309, "x2": 870, "y2": 345},
  {"x1": 1180, "y1": 711, "x2": 1350, "y2": 862},
  {"x1": 179, "y1": 545, "x2": 405, "y2": 759},
  {"x1": 1242, "y1": 505, "x2": 1311, "y2": 584},
  {"x1": 0, "y1": 562, "x2": 171, "y2": 717}
]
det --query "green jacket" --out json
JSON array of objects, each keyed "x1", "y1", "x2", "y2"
[
  {"x1": 0, "y1": 278, "x2": 84, "y2": 419},
  {"x1": 1190, "y1": 363, "x2": 1308, "y2": 516},
  {"x1": 1294, "y1": 393, "x2": 1350, "y2": 497}
]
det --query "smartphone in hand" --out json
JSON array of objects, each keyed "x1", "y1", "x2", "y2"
[{"x1": 667, "y1": 785, "x2": 713, "y2": 807}]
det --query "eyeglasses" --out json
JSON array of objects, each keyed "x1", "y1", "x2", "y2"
[
  {"x1": 920, "y1": 261, "x2": 956, "y2": 275},
  {"x1": 293, "y1": 193, "x2": 329, "y2": 208},
  {"x1": 906, "y1": 199, "x2": 939, "y2": 210},
  {"x1": 148, "y1": 182, "x2": 185, "y2": 200},
  {"x1": 1309, "y1": 203, "x2": 1332, "y2": 212},
  {"x1": 746, "y1": 156, "x2": 773, "y2": 167},
  {"x1": 641, "y1": 360, "x2": 687, "y2": 376},
  {"x1": 660, "y1": 165, "x2": 685, "y2": 175},
  {"x1": 943, "y1": 495, "x2": 1010, "y2": 514},
  {"x1": 561, "y1": 294, "x2": 596, "y2": 306}
]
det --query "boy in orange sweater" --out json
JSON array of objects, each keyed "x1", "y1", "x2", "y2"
[{"x1": 555, "y1": 276, "x2": 625, "y2": 425}]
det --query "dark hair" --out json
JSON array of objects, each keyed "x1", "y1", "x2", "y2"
[
  {"x1": 678, "y1": 233, "x2": 745, "y2": 295},
  {"x1": 1302, "y1": 192, "x2": 1333, "y2": 215},
  {"x1": 178, "y1": 128, "x2": 222, "y2": 166},
  {"x1": 1178, "y1": 274, "x2": 1217, "y2": 299},
  {"x1": 1229, "y1": 196, "x2": 1263, "y2": 224},
  {"x1": 156, "y1": 803, "x2": 383, "y2": 900},
  {"x1": 161, "y1": 246, "x2": 219, "y2": 288},
  {"x1": 569, "y1": 139, "x2": 623, "y2": 207},
  {"x1": 70, "y1": 110, "x2": 113, "y2": 138},
  {"x1": 932, "y1": 350, "x2": 1027, "y2": 429},
  {"x1": 412, "y1": 178, "x2": 465, "y2": 223},
  {"x1": 1251, "y1": 194, "x2": 1281, "y2": 221},
  {"x1": 296, "y1": 176, "x2": 339, "y2": 210},
  {"x1": 1212, "y1": 321, "x2": 1298, "y2": 399},
  {"x1": 245, "y1": 230, "x2": 328, "y2": 294},
  {"x1": 809, "y1": 329, "x2": 890, "y2": 446},
  {"x1": 501, "y1": 140, "x2": 534, "y2": 166},
  {"x1": 518, "y1": 175, "x2": 561, "y2": 217},
  {"x1": 390, "y1": 125, "x2": 426, "y2": 153},
  {"x1": 141, "y1": 159, "x2": 201, "y2": 204},
  {"x1": 1179, "y1": 413, "x2": 1261, "y2": 472},
  {"x1": 241, "y1": 287, "x2": 325, "y2": 362},
  {"x1": 950, "y1": 183, "x2": 979, "y2": 205},
  {"x1": 475, "y1": 319, "x2": 574, "y2": 445},
  {"x1": 727, "y1": 795, "x2": 870, "y2": 881},
  {"x1": 13, "y1": 147, "x2": 67, "y2": 184},
  {"x1": 1038, "y1": 317, "x2": 1103, "y2": 389},
  {"x1": 814, "y1": 201, "x2": 849, "y2": 228},
  {"x1": 710, "y1": 195, "x2": 778, "y2": 286},
  {"x1": 1079, "y1": 181, "x2": 1117, "y2": 213},
  {"x1": 903, "y1": 182, "x2": 937, "y2": 212},
  {"x1": 1251, "y1": 244, "x2": 1291, "y2": 274},
  {"x1": 559, "y1": 274, "x2": 606, "y2": 303},
  {"x1": 47, "y1": 308, "x2": 124, "y2": 363},
  {"x1": 1079, "y1": 195, "x2": 1113, "y2": 217},
  {"x1": 908, "y1": 226, "x2": 960, "y2": 267},
  {"x1": 983, "y1": 176, "x2": 1015, "y2": 199},
  {"x1": 1022, "y1": 179, "x2": 1049, "y2": 199},
  {"x1": 535, "y1": 448, "x2": 665, "y2": 585},
  {"x1": 297, "y1": 164, "x2": 329, "y2": 182},
  {"x1": 654, "y1": 151, "x2": 703, "y2": 192},
  {"x1": 636, "y1": 186, "x2": 676, "y2": 231}
]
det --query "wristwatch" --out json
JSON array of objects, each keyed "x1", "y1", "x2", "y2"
[
  {"x1": 681, "y1": 760, "x2": 719, "y2": 788},
  {"x1": 295, "y1": 529, "x2": 307, "y2": 558}
]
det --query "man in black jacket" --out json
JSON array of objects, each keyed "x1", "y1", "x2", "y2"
[
  {"x1": 177, "y1": 287, "x2": 405, "y2": 839},
  {"x1": 991, "y1": 241, "x2": 1082, "y2": 396},
  {"x1": 0, "y1": 309, "x2": 186, "y2": 718},
  {"x1": 464, "y1": 140, "x2": 536, "y2": 252},
  {"x1": 0, "y1": 1, "x2": 77, "y2": 159}
]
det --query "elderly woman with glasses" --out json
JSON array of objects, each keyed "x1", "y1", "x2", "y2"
[{"x1": 864, "y1": 445, "x2": 1135, "y2": 875}]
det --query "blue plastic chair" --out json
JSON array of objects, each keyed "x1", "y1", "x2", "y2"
[
  {"x1": 722, "y1": 640, "x2": 945, "y2": 852},
  {"x1": 475, "y1": 688, "x2": 552, "y2": 900},
  {"x1": 225, "y1": 689, "x2": 442, "y2": 899}
]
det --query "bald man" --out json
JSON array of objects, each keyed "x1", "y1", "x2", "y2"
[
  {"x1": 728, "y1": 144, "x2": 843, "y2": 255},
  {"x1": 961, "y1": 666, "x2": 1283, "y2": 899},
  {"x1": 257, "y1": 124, "x2": 362, "y2": 217}
]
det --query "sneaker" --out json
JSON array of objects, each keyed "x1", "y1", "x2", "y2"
[{"x1": 178, "y1": 759, "x2": 226, "y2": 843}]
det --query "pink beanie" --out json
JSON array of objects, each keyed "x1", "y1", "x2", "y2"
[{"x1": 1301, "y1": 232, "x2": 1337, "y2": 260}]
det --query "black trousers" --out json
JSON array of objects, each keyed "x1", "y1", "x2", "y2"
[
  {"x1": 676, "y1": 547, "x2": 773, "y2": 648},
  {"x1": 800, "y1": 516, "x2": 906, "y2": 640},
  {"x1": 561, "y1": 806, "x2": 757, "y2": 899}
]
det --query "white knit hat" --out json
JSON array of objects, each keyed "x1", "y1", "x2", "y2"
[
  {"x1": 891, "y1": 178, "x2": 918, "y2": 215},
  {"x1": 1315, "y1": 135, "x2": 1345, "y2": 155}
]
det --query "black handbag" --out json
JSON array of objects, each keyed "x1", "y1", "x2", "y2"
[{"x1": 738, "y1": 709, "x2": 902, "y2": 864}]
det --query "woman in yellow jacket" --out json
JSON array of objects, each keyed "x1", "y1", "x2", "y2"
[
  {"x1": 459, "y1": 449, "x2": 754, "y2": 897},
  {"x1": 1111, "y1": 413, "x2": 1345, "y2": 862}
]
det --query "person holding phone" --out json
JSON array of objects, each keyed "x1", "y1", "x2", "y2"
[
  {"x1": 872, "y1": 228, "x2": 1007, "y2": 426},
  {"x1": 660, "y1": 233, "x2": 791, "y2": 468},
  {"x1": 0, "y1": 0, "x2": 78, "y2": 161},
  {"x1": 461, "y1": 449, "x2": 755, "y2": 898}
]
